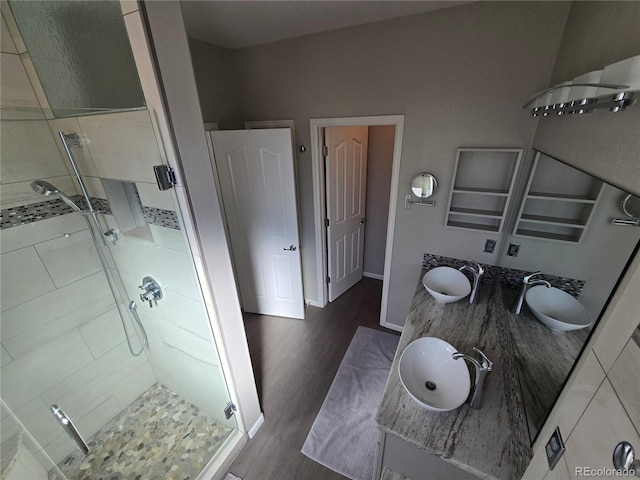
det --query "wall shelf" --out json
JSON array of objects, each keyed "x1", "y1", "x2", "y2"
[
  {"x1": 449, "y1": 207, "x2": 503, "y2": 218},
  {"x1": 513, "y1": 152, "x2": 604, "y2": 243},
  {"x1": 519, "y1": 214, "x2": 587, "y2": 227},
  {"x1": 526, "y1": 192, "x2": 599, "y2": 203},
  {"x1": 451, "y1": 187, "x2": 510, "y2": 196},
  {"x1": 445, "y1": 148, "x2": 522, "y2": 233}
]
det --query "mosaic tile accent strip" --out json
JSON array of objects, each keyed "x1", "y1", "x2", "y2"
[
  {"x1": 420, "y1": 254, "x2": 585, "y2": 297},
  {"x1": 498, "y1": 266, "x2": 585, "y2": 297},
  {"x1": 421, "y1": 253, "x2": 495, "y2": 284},
  {"x1": 0, "y1": 196, "x2": 111, "y2": 230},
  {"x1": 1, "y1": 198, "x2": 77, "y2": 229},
  {"x1": 83, "y1": 197, "x2": 112, "y2": 215},
  {"x1": 1, "y1": 197, "x2": 180, "y2": 231},
  {"x1": 51, "y1": 383, "x2": 234, "y2": 480},
  {"x1": 143, "y1": 206, "x2": 180, "y2": 230}
]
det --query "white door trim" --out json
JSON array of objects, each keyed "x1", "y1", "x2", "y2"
[{"x1": 310, "y1": 115, "x2": 404, "y2": 329}]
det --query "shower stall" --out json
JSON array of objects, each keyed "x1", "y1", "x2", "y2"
[{"x1": 0, "y1": 2, "x2": 244, "y2": 479}]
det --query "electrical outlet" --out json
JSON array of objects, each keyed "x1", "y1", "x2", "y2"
[
  {"x1": 483, "y1": 239, "x2": 496, "y2": 253},
  {"x1": 507, "y1": 242, "x2": 520, "y2": 257},
  {"x1": 545, "y1": 427, "x2": 566, "y2": 469}
]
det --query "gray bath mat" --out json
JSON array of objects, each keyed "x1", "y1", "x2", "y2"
[{"x1": 301, "y1": 326, "x2": 399, "y2": 480}]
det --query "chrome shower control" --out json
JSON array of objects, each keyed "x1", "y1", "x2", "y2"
[{"x1": 138, "y1": 276, "x2": 162, "y2": 307}]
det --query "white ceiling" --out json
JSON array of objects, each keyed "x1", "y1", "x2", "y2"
[{"x1": 181, "y1": 1, "x2": 469, "y2": 49}]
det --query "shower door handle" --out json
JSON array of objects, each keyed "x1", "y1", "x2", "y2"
[{"x1": 50, "y1": 405, "x2": 89, "y2": 455}]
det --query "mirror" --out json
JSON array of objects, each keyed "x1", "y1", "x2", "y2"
[
  {"x1": 498, "y1": 150, "x2": 640, "y2": 443},
  {"x1": 410, "y1": 173, "x2": 438, "y2": 199},
  {"x1": 622, "y1": 194, "x2": 640, "y2": 219}
]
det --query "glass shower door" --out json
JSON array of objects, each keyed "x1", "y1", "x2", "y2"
[{"x1": 1, "y1": 2, "x2": 239, "y2": 479}]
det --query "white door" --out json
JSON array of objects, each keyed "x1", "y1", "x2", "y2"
[
  {"x1": 210, "y1": 129, "x2": 305, "y2": 319},
  {"x1": 325, "y1": 126, "x2": 369, "y2": 302}
]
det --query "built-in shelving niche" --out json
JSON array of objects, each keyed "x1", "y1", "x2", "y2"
[
  {"x1": 445, "y1": 148, "x2": 523, "y2": 233},
  {"x1": 513, "y1": 152, "x2": 604, "y2": 243}
]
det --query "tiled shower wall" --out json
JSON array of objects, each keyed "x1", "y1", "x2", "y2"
[
  {"x1": 1, "y1": 7, "x2": 233, "y2": 467},
  {"x1": 53, "y1": 109, "x2": 235, "y2": 431},
  {"x1": 0, "y1": 11, "x2": 156, "y2": 464}
]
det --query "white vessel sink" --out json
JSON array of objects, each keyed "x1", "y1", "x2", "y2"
[
  {"x1": 422, "y1": 267, "x2": 471, "y2": 303},
  {"x1": 525, "y1": 286, "x2": 592, "y2": 332},
  {"x1": 398, "y1": 337, "x2": 471, "y2": 412}
]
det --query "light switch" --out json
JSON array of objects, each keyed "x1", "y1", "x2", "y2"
[{"x1": 546, "y1": 426, "x2": 566, "y2": 470}]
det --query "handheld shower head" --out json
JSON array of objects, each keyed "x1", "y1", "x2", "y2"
[
  {"x1": 31, "y1": 180, "x2": 58, "y2": 196},
  {"x1": 30, "y1": 180, "x2": 84, "y2": 212}
]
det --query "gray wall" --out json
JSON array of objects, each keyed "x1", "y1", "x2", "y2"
[
  {"x1": 533, "y1": 2, "x2": 640, "y2": 195},
  {"x1": 188, "y1": 38, "x2": 242, "y2": 130},
  {"x1": 231, "y1": 1, "x2": 570, "y2": 325},
  {"x1": 364, "y1": 125, "x2": 394, "y2": 278}
]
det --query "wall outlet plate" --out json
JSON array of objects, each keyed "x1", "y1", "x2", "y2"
[
  {"x1": 545, "y1": 426, "x2": 566, "y2": 470},
  {"x1": 507, "y1": 242, "x2": 520, "y2": 257},
  {"x1": 484, "y1": 239, "x2": 496, "y2": 253}
]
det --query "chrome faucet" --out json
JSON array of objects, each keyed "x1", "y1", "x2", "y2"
[
  {"x1": 459, "y1": 261, "x2": 485, "y2": 304},
  {"x1": 452, "y1": 347, "x2": 493, "y2": 409},
  {"x1": 513, "y1": 271, "x2": 551, "y2": 314}
]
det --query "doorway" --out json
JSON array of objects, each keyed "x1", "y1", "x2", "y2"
[{"x1": 310, "y1": 116, "x2": 404, "y2": 329}]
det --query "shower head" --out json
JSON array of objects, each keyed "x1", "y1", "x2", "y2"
[
  {"x1": 31, "y1": 179, "x2": 59, "y2": 196},
  {"x1": 30, "y1": 180, "x2": 84, "y2": 212}
]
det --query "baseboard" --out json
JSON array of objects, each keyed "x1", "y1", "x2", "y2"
[
  {"x1": 305, "y1": 299, "x2": 323, "y2": 308},
  {"x1": 248, "y1": 413, "x2": 264, "y2": 439},
  {"x1": 380, "y1": 320, "x2": 403, "y2": 333},
  {"x1": 363, "y1": 272, "x2": 384, "y2": 280}
]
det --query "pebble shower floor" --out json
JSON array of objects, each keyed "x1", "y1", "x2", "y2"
[{"x1": 50, "y1": 383, "x2": 234, "y2": 480}]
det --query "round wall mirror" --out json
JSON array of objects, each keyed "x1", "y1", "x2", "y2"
[
  {"x1": 621, "y1": 194, "x2": 640, "y2": 219},
  {"x1": 410, "y1": 173, "x2": 438, "y2": 199}
]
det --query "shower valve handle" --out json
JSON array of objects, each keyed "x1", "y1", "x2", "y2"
[
  {"x1": 138, "y1": 276, "x2": 162, "y2": 308},
  {"x1": 140, "y1": 292, "x2": 156, "y2": 308}
]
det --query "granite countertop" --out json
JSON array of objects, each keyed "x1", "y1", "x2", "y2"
[
  {"x1": 501, "y1": 287, "x2": 588, "y2": 440},
  {"x1": 376, "y1": 276, "x2": 532, "y2": 480}
]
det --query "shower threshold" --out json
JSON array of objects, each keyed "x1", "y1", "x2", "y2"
[{"x1": 50, "y1": 383, "x2": 234, "y2": 480}]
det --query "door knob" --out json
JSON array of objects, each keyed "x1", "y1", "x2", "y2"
[
  {"x1": 360, "y1": 218, "x2": 366, "y2": 224},
  {"x1": 283, "y1": 245, "x2": 297, "y2": 251}
]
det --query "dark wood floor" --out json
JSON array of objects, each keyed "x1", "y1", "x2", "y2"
[{"x1": 228, "y1": 277, "x2": 399, "y2": 480}]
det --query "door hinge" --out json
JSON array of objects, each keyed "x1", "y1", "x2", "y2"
[
  {"x1": 325, "y1": 218, "x2": 329, "y2": 227},
  {"x1": 326, "y1": 276, "x2": 331, "y2": 284},
  {"x1": 322, "y1": 145, "x2": 329, "y2": 157},
  {"x1": 224, "y1": 402, "x2": 237, "y2": 419},
  {"x1": 153, "y1": 165, "x2": 178, "y2": 191}
]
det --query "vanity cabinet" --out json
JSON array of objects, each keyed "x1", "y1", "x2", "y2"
[
  {"x1": 445, "y1": 148, "x2": 522, "y2": 233},
  {"x1": 513, "y1": 152, "x2": 604, "y2": 243},
  {"x1": 374, "y1": 431, "x2": 480, "y2": 480}
]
